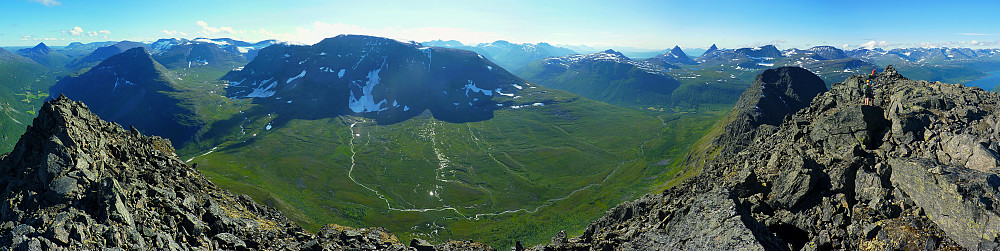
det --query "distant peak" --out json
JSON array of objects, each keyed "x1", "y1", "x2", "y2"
[
  {"x1": 670, "y1": 46, "x2": 686, "y2": 54},
  {"x1": 709, "y1": 44, "x2": 718, "y2": 50}
]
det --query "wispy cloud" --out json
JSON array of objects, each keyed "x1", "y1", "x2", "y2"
[
  {"x1": 64, "y1": 27, "x2": 111, "y2": 36},
  {"x1": 162, "y1": 30, "x2": 188, "y2": 37},
  {"x1": 65, "y1": 26, "x2": 83, "y2": 36},
  {"x1": 958, "y1": 33, "x2": 1000, "y2": 36},
  {"x1": 737, "y1": 40, "x2": 787, "y2": 48},
  {"x1": 860, "y1": 40, "x2": 894, "y2": 49},
  {"x1": 20, "y1": 35, "x2": 59, "y2": 41},
  {"x1": 258, "y1": 22, "x2": 504, "y2": 45},
  {"x1": 197, "y1": 21, "x2": 237, "y2": 36},
  {"x1": 29, "y1": 0, "x2": 61, "y2": 6}
]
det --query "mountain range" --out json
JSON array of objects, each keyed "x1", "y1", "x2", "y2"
[
  {"x1": 180, "y1": 35, "x2": 697, "y2": 248},
  {"x1": 224, "y1": 35, "x2": 526, "y2": 123},
  {"x1": 49, "y1": 47, "x2": 201, "y2": 146},
  {"x1": 516, "y1": 49, "x2": 680, "y2": 108},
  {"x1": 67, "y1": 41, "x2": 150, "y2": 70},
  {"x1": 8, "y1": 33, "x2": 1000, "y2": 250},
  {"x1": 15, "y1": 43, "x2": 72, "y2": 69},
  {"x1": 533, "y1": 65, "x2": 1000, "y2": 250},
  {"x1": 421, "y1": 40, "x2": 577, "y2": 72}
]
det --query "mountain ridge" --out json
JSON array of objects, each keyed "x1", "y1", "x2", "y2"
[
  {"x1": 532, "y1": 65, "x2": 1000, "y2": 249},
  {"x1": 49, "y1": 47, "x2": 201, "y2": 146},
  {"x1": 0, "y1": 95, "x2": 493, "y2": 250}
]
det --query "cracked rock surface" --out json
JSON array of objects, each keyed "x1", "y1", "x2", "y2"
[
  {"x1": 532, "y1": 66, "x2": 1000, "y2": 250},
  {"x1": 0, "y1": 95, "x2": 492, "y2": 250}
]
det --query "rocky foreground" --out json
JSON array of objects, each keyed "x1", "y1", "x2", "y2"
[
  {"x1": 533, "y1": 66, "x2": 1000, "y2": 250},
  {"x1": 0, "y1": 95, "x2": 491, "y2": 250}
]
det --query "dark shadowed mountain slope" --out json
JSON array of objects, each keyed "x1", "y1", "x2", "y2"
[
  {"x1": 223, "y1": 35, "x2": 528, "y2": 124},
  {"x1": 68, "y1": 41, "x2": 150, "y2": 70},
  {"x1": 49, "y1": 47, "x2": 201, "y2": 146}
]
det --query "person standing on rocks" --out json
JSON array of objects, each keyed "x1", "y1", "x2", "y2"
[{"x1": 863, "y1": 79, "x2": 873, "y2": 106}]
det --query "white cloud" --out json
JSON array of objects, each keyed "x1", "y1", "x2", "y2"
[
  {"x1": 737, "y1": 40, "x2": 787, "y2": 49},
  {"x1": 162, "y1": 30, "x2": 188, "y2": 37},
  {"x1": 98, "y1": 30, "x2": 111, "y2": 35},
  {"x1": 197, "y1": 21, "x2": 236, "y2": 36},
  {"x1": 263, "y1": 22, "x2": 504, "y2": 45},
  {"x1": 20, "y1": 35, "x2": 31, "y2": 41},
  {"x1": 859, "y1": 40, "x2": 893, "y2": 49},
  {"x1": 29, "y1": 0, "x2": 61, "y2": 6},
  {"x1": 841, "y1": 44, "x2": 850, "y2": 49},
  {"x1": 66, "y1": 26, "x2": 84, "y2": 36}
]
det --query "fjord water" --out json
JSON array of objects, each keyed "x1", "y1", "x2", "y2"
[{"x1": 965, "y1": 70, "x2": 1000, "y2": 91}]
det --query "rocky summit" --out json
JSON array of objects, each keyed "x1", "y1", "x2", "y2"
[
  {"x1": 0, "y1": 95, "x2": 491, "y2": 250},
  {"x1": 531, "y1": 65, "x2": 1000, "y2": 250}
]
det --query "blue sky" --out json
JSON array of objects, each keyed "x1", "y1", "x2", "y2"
[{"x1": 3, "y1": 0, "x2": 1000, "y2": 50}]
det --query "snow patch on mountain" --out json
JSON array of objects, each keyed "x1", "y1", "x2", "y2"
[
  {"x1": 287, "y1": 70, "x2": 306, "y2": 84},
  {"x1": 463, "y1": 80, "x2": 493, "y2": 96},
  {"x1": 495, "y1": 89, "x2": 515, "y2": 97},
  {"x1": 349, "y1": 67, "x2": 388, "y2": 113},
  {"x1": 244, "y1": 78, "x2": 278, "y2": 98}
]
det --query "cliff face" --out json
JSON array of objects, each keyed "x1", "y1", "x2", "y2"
[
  {"x1": 0, "y1": 96, "x2": 491, "y2": 250},
  {"x1": 533, "y1": 66, "x2": 1000, "y2": 250}
]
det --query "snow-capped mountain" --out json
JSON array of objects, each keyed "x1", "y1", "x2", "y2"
[
  {"x1": 152, "y1": 42, "x2": 245, "y2": 69},
  {"x1": 63, "y1": 41, "x2": 117, "y2": 51},
  {"x1": 421, "y1": 40, "x2": 577, "y2": 71},
  {"x1": 49, "y1": 47, "x2": 200, "y2": 145},
  {"x1": 649, "y1": 46, "x2": 697, "y2": 65},
  {"x1": 517, "y1": 49, "x2": 681, "y2": 108},
  {"x1": 540, "y1": 49, "x2": 670, "y2": 73},
  {"x1": 150, "y1": 38, "x2": 277, "y2": 61},
  {"x1": 223, "y1": 35, "x2": 530, "y2": 123},
  {"x1": 696, "y1": 44, "x2": 784, "y2": 69},
  {"x1": 806, "y1": 46, "x2": 847, "y2": 60},
  {"x1": 846, "y1": 47, "x2": 1000, "y2": 63}
]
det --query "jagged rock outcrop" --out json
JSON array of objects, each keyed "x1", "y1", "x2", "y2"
[
  {"x1": 714, "y1": 66, "x2": 828, "y2": 157},
  {"x1": 0, "y1": 96, "x2": 492, "y2": 250},
  {"x1": 532, "y1": 65, "x2": 1000, "y2": 250}
]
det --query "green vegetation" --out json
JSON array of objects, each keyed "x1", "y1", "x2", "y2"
[
  {"x1": 184, "y1": 85, "x2": 724, "y2": 249},
  {"x1": 0, "y1": 59, "x2": 59, "y2": 152}
]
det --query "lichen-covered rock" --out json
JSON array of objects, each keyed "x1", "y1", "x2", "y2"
[{"x1": 531, "y1": 66, "x2": 1000, "y2": 250}]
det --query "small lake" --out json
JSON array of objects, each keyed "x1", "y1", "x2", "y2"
[{"x1": 964, "y1": 70, "x2": 1000, "y2": 92}]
